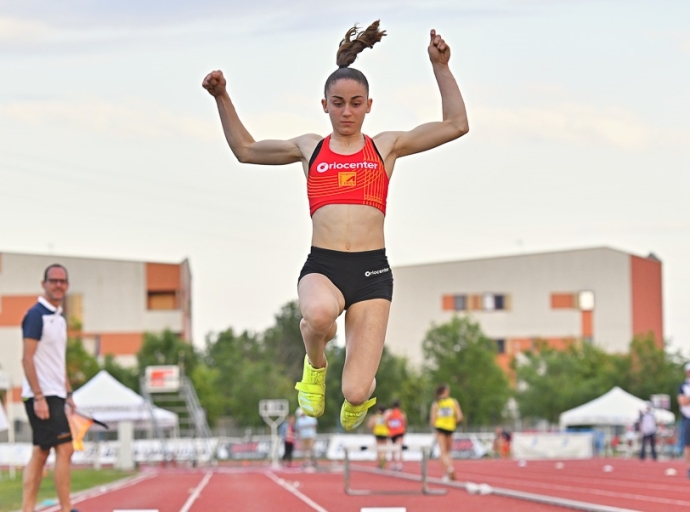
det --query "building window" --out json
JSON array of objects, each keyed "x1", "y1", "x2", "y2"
[
  {"x1": 551, "y1": 291, "x2": 595, "y2": 311},
  {"x1": 551, "y1": 293, "x2": 576, "y2": 309},
  {"x1": 483, "y1": 293, "x2": 508, "y2": 311},
  {"x1": 578, "y1": 290, "x2": 595, "y2": 311},
  {"x1": 494, "y1": 294, "x2": 505, "y2": 310},
  {"x1": 442, "y1": 294, "x2": 468, "y2": 311},
  {"x1": 147, "y1": 291, "x2": 177, "y2": 310},
  {"x1": 495, "y1": 339, "x2": 506, "y2": 354},
  {"x1": 443, "y1": 293, "x2": 509, "y2": 312}
]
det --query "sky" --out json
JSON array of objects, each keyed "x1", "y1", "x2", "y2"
[{"x1": 1, "y1": 0, "x2": 689, "y2": 354}]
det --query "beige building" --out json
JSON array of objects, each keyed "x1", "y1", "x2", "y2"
[
  {"x1": 387, "y1": 247, "x2": 663, "y2": 370},
  {"x1": 0, "y1": 251, "x2": 191, "y2": 421}
]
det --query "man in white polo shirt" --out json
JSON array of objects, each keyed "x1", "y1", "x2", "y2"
[{"x1": 21, "y1": 264, "x2": 78, "y2": 512}]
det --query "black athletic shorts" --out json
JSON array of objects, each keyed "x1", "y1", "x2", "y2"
[
  {"x1": 298, "y1": 246, "x2": 394, "y2": 309},
  {"x1": 390, "y1": 433, "x2": 404, "y2": 443},
  {"x1": 435, "y1": 427, "x2": 455, "y2": 437},
  {"x1": 24, "y1": 396, "x2": 73, "y2": 451}
]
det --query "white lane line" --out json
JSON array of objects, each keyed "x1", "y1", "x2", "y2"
[
  {"x1": 38, "y1": 473, "x2": 157, "y2": 512},
  {"x1": 265, "y1": 471, "x2": 329, "y2": 512},
  {"x1": 179, "y1": 471, "x2": 214, "y2": 512},
  {"x1": 455, "y1": 474, "x2": 690, "y2": 507}
]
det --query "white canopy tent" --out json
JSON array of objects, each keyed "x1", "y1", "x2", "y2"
[
  {"x1": 73, "y1": 370, "x2": 178, "y2": 431},
  {"x1": 559, "y1": 386, "x2": 675, "y2": 429}
]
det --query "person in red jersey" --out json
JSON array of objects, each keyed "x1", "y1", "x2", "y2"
[
  {"x1": 385, "y1": 400, "x2": 407, "y2": 471},
  {"x1": 202, "y1": 20, "x2": 468, "y2": 431}
]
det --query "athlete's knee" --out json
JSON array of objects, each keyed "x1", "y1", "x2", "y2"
[
  {"x1": 300, "y1": 306, "x2": 336, "y2": 336},
  {"x1": 342, "y1": 381, "x2": 374, "y2": 405}
]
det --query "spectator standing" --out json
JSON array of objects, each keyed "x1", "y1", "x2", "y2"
[
  {"x1": 367, "y1": 405, "x2": 389, "y2": 469},
  {"x1": 638, "y1": 403, "x2": 657, "y2": 461},
  {"x1": 501, "y1": 428, "x2": 512, "y2": 459},
  {"x1": 385, "y1": 400, "x2": 407, "y2": 471},
  {"x1": 280, "y1": 414, "x2": 296, "y2": 467},
  {"x1": 295, "y1": 408, "x2": 318, "y2": 469},
  {"x1": 430, "y1": 384, "x2": 463, "y2": 481},
  {"x1": 21, "y1": 264, "x2": 78, "y2": 512},
  {"x1": 493, "y1": 427, "x2": 504, "y2": 459}
]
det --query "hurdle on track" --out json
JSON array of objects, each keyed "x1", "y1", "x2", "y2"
[{"x1": 343, "y1": 445, "x2": 446, "y2": 496}]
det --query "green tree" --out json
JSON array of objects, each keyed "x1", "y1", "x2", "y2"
[
  {"x1": 262, "y1": 301, "x2": 306, "y2": 383},
  {"x1": 371, "y1": 347, "x2": 427, "y2": 428},
  {"x1": 422, "y1": 315, "x2": 511, "y2": 426},
  {"x1": 136, "y1": 330, "x2": 198, "y2": 377},
  {"x1": 205, "y1": 327, "x2": 296, "y2": 427},
  {"x1": 189, "y1": 363, "x2": 225, "y2": 427},
  {"x1": 66, "y1": 338, "x2": 101, "y2": 390},
  {"x1": 515, "y1": 341, "x2": 627, "y2": 423},
  {"x1": 626, "y1": 335, "x2": 685, "y2": 415}
]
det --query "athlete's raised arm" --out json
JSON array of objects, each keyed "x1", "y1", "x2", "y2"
[
  {"x1": 376, "y1": 29, "x2": 468, "y2": 163},
  {"x1": 202, "y1": 70, "x2": 320, "y2": 165}
]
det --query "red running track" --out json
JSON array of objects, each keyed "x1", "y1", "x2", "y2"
[{"x1": 36, "y1": 458, "x2": 690, "y2": 512}]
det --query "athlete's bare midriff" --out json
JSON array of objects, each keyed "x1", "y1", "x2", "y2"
[{"x1": 311, "y1": 204, "x2": 385, "y2": 252}]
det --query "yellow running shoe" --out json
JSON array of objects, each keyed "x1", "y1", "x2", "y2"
[
  {"x1": 340, "y1": 397, "x2": 377, "y2": 431},
  {"x1": 294, "y1": 355, "x2": 327, "y2": 417}
]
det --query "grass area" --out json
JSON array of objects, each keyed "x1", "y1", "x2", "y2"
[{"x1": 0, "y1": 467, "x2": 136, "y2": 512}]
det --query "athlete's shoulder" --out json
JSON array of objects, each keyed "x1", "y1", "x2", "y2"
[{"x1": 295, "y1": 133, "x2": 324, "y2": 149}]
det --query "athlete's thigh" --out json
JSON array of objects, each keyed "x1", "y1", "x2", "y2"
[
  {"x1": 342, "y1": 298, "x2": 390, "y2": 385},
  {"x1": 298, "y1": 273, "x2": 345, "y2": 319},
  {"x1": 434, "y1": 432, "x2": 447, "y2": 452},
  {"x1": 444, "y1": 433, "x2": 454, "y2": 452}
]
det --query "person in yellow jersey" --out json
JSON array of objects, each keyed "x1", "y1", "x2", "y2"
[
  {"x1": 430, "y1": 383, "x2": 463, "y2": 481},
  {"x1": 367, "y1": 405, "x2": 390, "y2": 469}
]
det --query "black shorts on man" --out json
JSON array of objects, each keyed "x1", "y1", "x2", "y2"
[
  {"x1": 24, "y1": 396, "x2": 73, "y2": 451},
  {"x1": 298, "y1": 246, "x2": 394, "y2": 309}
]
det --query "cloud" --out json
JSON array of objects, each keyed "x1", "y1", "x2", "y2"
[
  {"x1": 0, "y1": 1, "x2": 525, "y2": 50},
  {"x1": 0, "y1": 17, "x2": 55, "y2": 44},
  {"x1": 0, "y1": 98, "x2": 217, "y2": 140},
  {"x1": 1, "y1": 1, "x2": 520, "y2": 29},
  {"x1": 472, "y1": 103, "x2": 653, "y2": 150},
  {"x1": 0, "y1": 94, "x2": 328, "y2": 143}
]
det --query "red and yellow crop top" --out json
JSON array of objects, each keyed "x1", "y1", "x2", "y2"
[{"x1": 307, "y1": 135, "x2": 389, "y2": 216}]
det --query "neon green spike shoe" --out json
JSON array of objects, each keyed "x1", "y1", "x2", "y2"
[
  {"x1": 294, "y1": 354, "x2": 327, "y2": 417},
  {"x1": 340, "y1": 397, "x2": 377, "y2": 431}
]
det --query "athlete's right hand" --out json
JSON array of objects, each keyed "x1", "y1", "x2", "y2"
[{"x1": 202, "y1": 70, "x2": 227, "y2": 98}]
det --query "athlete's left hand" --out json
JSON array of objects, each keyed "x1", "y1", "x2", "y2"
[
  {"x1": 66, "y1": 395, "x2": 76, "y2": 412},
  {"x1": 428, "y1": 29, "x2": 451, "y2": 65}
]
